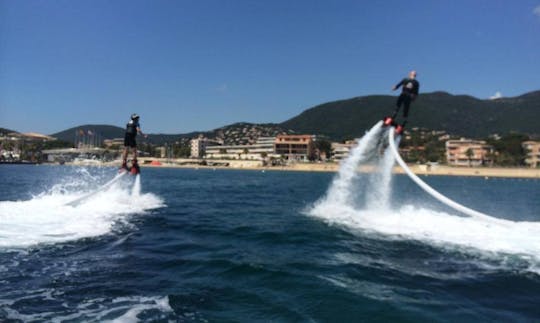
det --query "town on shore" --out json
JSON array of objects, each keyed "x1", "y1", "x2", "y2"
[{"x1": 1, "y1": 126, "x2": 540, "y2": 179}]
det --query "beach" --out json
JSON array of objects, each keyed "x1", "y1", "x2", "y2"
[{"x1": 92, "y1": 158, "x2": 540, "y2": 179}]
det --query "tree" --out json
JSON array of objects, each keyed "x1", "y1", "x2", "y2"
[
  {"x1": 486, "y1": 133, "x2": 529, "y2": 166},
  {"x1": 465, "y1": 148, "x2": 474, "y2": 167},
  {"x1": 314, "y1": 139, "x2": 332, "y2": 160}
]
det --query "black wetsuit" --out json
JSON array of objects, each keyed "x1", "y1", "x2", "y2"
[
  {"x1": 124, "y1": 120, "x2": 140, "y2": 148},
  {"x1": 393, "y1": 78, "x2": 420, "y2": 125}
]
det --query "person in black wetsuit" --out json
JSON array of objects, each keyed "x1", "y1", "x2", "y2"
[
  {"x1": 121, "y1": 113, "x2": 147, "y2": 170},
  {"x1": 391, "y1": 70, "x2": 420, "y2": 129}
]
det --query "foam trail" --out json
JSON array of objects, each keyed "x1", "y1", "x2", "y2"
[
  {"x1": 311, "y1": 203, "x2": 540, "y2": 268},
  {"x1": 0, "y1": 172, "x2": 164, "y2": 248},
  {"x1": 323, "y1": 121, "x2": 383, "y2": 205}
]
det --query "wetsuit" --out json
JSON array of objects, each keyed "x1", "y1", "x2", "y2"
[
  {"x1": 124, "y1": 119, "x2": 140, "y2": 148},
  {"x1": 392, "y1": 78, "x2": 420, "y2": 125}
]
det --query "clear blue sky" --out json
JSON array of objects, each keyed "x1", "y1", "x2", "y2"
[{"x1": 1, "y1": 0, "x2": 539, "y2": 134}]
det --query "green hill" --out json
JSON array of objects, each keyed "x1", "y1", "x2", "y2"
[
  {"x1": 50, "y1": 122, "x2": 290, "y2": 146},
  {"x1": 42, "y1": 89, "x2": 540, "y2": 144},
  {"x1": 0, "y1": 127, "x2": 18, "y2": 136},
  {"x1": 51, "y1": 124, "x2": 197, "y2": 145},
  {"x1": 281, "y1": 91, "x2": 540, "y2": 140},
  {"x1": 51, "y1": 125, "x2": 125, "y2": 143}
]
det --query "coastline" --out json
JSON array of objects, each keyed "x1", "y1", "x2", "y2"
[
  {"x1": 13, "y1": 159, "x2": 537, "y2": 179},
  {"x1": 125, "y1": 158, "x2": 540, "y2": 179}
]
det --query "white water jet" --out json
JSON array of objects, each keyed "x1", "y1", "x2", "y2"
[
  {"x1": 366, "y1": 130, "x2": 399, "y2": 210},
  {"x1": 387, "y1": 129, "x2": 508, "y2": 225},
  {"x1": 132, "y1": 175, "x2": 141, "y2": 197},
  {"x1": 323, "y1": 121, "x2": 384, "y2": 206},
  {"x1": 309, "y1": 122, "x2": 540, "y2": 273}
]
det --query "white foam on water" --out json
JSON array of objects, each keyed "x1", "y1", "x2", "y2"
[
  {"x1": 107, "y1": 296, "x2": 172, "y2": 323},
  {"x1": 0, "y1": 292, "x2": 173, "y2": 322},
  {"x1": 310, "y1": 124, "x2": 540, "y2": 273},
  {"x1": 0, "y1": 173, "x2": 164, "y2": 248}
]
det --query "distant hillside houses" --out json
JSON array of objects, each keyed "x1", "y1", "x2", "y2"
[
  {"x1": 0, "y1": 132, "x2": 56, "y2": 162},
  {"x1": 189, "y1": 128, "x2": 540, "y2": 168},
  {"x1": 211, "y1": 123, "x2": 292, "y2": 146}
]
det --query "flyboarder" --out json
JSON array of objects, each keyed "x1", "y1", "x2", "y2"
[
  {"x1": 120, "y1": 113, "x2": 147, "y2": 174},
  {"x1": 384, "y1": 70, "x2": 420, "y2": 134}
]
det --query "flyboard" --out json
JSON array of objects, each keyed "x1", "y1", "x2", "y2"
[
  {"x1": 65, "y1": 162, "x2": 140, "y2": 207},
  {"x1": 383, "y1": 117, "x2": 506, "y2": 225}
]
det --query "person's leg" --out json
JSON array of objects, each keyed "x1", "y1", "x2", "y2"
[
  {"x1": 130, "y1": 146, "x2": 141, "y2": 174},
  {"x1": 122, "y1": 147, "x2": 128, "y2": 164},
  {"x1": 132, "y1": 147, "x2": 138, "y2": 162},
  {"x1": 402, "y1": 96, "x2": 411, "y2": 126},
  {"x1": 392, "y1": 94, "x2": 405, "y2": 119}
]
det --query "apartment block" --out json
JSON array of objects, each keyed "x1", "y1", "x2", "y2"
[
  {"x1": 274, "y1": 135, "x2": 315, "y2": 161},
  {"x1": 331, "y1": 141, "x2": 356, "y2": 160},
  {"x1": 205, "y1": 137, "x2": 276, "y2": 160},
  {"x1": 190, "y1": 137, "x2": 222, "y2": 158},
  {"x1": 522, "y1": 141, "x2": 540, "y2": 168},
  {"x1": 445, "y1": 139, "x2": 494, "y2": 166}
]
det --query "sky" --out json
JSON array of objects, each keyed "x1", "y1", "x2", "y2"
[{"x1": 1, "y1": 0, "x2": 540, "y2": 135}]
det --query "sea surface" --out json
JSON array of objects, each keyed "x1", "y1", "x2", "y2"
[{"x1": 0, "y1": 164, "x2": 539, "y2": 322}]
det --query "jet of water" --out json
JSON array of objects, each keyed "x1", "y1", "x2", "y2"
[
  {"x1": 323, "y1": 121, "x2": 384, "y2": 206},
  {"x1": 366, "y1": 130, "x2": 399, "y2": 210}
]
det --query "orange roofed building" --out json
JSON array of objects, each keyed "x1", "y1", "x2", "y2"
[{"x1": 274, "y1": 135, "x2": 315, "y2": 161}]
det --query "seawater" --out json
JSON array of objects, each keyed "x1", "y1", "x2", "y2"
[{"x1": 0, "y1": 164, "x2": 539, "y2": 321}]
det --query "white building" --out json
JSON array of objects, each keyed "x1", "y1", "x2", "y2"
[
  {"x1": 190, "y1": 137, "x2": 222, "y2": 158},
  {"x1": 331, "y1": 140, "x2": 357, "y2": 160},
  {"x1": 205, "y1": 137, "x2": 277, "y2": 160},
  {"x1": 522, "y1": 141, "x2": 540, "y2": 168}
]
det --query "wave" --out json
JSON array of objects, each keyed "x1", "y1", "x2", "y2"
[{"x1": 0, "y1": 170, "x2": 164, "y2": 248}]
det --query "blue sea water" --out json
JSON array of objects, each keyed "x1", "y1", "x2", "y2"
[{"x1": 0, "y1": 164, "x2": 539, "y2": 322}]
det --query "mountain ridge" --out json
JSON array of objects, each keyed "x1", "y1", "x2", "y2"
[
  {"x1": 280, "y1": 90, "x2": 540, "y2": 140},
  {"x1": 4, "y1": 90, "x2": 539, "y2": 143}
]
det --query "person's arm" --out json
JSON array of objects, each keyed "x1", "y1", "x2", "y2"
[
  {"x1": 411, "y1": 81, "x2": 420, "y2": 100},
  {"x1": 137, "y1": 126, "x2": 148, "y2": 138},
  {"x1": 392, "y1": 79, "x2": 404, "y2": 91}
]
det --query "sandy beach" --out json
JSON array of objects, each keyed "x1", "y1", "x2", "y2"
[{"x1": 112, "y1": 158, "x2": 540, "y2": 179}]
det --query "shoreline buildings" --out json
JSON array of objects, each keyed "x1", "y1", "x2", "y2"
[
  {"x1": 204, "y1": 137, "x2": 278, "y2": 160},
  {"x1": 193, "y1": 135, "x2": 317, "y2": 162},
  {"x1": 522, "y1": 141, "x2": 540, "y2": 168},
  {"x1": 274, "y1": 135, "x2": 315, "y2": 161},
  {"x1": 445, "y1": 139, "x2": 494, "y2": 167}
]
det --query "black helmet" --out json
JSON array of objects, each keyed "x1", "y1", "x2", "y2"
[{"x1": 131, "y1": 113, "x2": 139, "y2": 120}]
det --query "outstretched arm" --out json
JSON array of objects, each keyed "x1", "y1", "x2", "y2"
[
  {"x1": 392, "y1": 79, "x2": 404, "y2": 91},
  {"x1": 137, "y1": 127, "x2": 148, "y2": 138}
]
